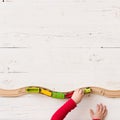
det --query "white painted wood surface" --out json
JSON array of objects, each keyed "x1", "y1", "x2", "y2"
[{"x1": 0, "y1": 0, "x2": 120, "y2": 119}]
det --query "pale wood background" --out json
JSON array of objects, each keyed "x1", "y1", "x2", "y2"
[{"x1": 0, "y1": 0, "x2": 120, "y2": 119}]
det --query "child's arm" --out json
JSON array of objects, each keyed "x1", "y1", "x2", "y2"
[
  {"x1": 50, "y1": 89, "x2": 107, "y2": 120},
  {"x1": 50, "y1": 98, "x2": 76, "y2": 120},
  {"x1": 50, "y1": 89, "x2": 84, "y2": 120}
]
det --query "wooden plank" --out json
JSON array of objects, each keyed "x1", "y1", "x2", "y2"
[{"x1": 0, "y1": 0, "x2": 120, "y2": 120}]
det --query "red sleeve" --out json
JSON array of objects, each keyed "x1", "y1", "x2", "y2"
[
  {"x1": 50, "y1": 98, "x2": 76, "y2": 120},
  {"x1": 50, "y1": 98, "x2": 101, "y2": 120},
  {"x1": 93, "y1": 119, "x2": 101, "y2": 120}
]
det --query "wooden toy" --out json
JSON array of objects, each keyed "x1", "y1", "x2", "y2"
[{"x1": 0, "y1": 86, "x2": 120, "y2": 98}]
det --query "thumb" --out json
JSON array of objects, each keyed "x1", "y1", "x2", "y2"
[{"x1": 89, "y1": 109, "x2": 94, "y2": 118}]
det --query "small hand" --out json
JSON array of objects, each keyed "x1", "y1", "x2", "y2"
[
  {"x1": 71, "y1": 88, "x2": 84, "y2": 104},
  {"x1": 90, "y1": 103, "x2": 107, "y2": 120}
]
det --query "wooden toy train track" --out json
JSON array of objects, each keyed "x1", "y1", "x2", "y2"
[{"x1": 0, "y1": 86, "x2": 120, "y2": 98}]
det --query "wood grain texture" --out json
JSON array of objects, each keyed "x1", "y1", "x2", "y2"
[{"x1": 0, "y1": 0, "x2": 120, "y2": 119}]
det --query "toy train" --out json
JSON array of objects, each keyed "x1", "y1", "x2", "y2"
[{"x1": 26, "y1": 86, "x2": 91, "y2": 99}]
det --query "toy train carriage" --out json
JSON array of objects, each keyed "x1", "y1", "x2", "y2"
[
  {"x1": 26, "y1": 86, "x2": 92, "y2": 99},
  {"x1": 26, "y1": 86, "x2": 65, "y2": 99}
]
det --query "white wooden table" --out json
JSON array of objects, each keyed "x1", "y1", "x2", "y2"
[{"x1": 0, "y1": 0, "x2": 120, "y2": 119}]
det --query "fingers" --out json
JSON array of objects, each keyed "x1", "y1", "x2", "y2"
[
  {"x1": 102, "y1": 105, "x2": 106, "y2": 114},
  {"x1": 75, "y1": 88, "x2": 82, "y2": 93},
  {"x1": 72, "y1": 88, "x2": 84, "y2": 104},
  {"x1": 96, "y1": 104, "x2": 100, "y2": 112},
  {"x1": 79, "y1": 88, "x2": 84, "y2": 95},
  {"x1": 96, "y1": 104, "x2": 102, "y2": 112},
  {"x1": 103, "y1": 108, "x2": 107, "y2": 117},
  {"x1": 89, "y1": 109, "x2": 94, "y2": 118},
  {"x1": 97, "y1": 103, "x2": 107, "y2": 116},
  {"x1": 102, "y1": 105, "x2": 107, "y2": 117},
  {"x1": 99, "y1": 104, "x2": 106, "y2": 112},
  {"x1": 74, "y1": 88, "x2": 84, "y2": 96}
]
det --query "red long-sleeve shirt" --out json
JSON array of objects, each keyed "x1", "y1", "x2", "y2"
[{"x1": 51, "y1": 98, "x2": 100, "y2": 120}]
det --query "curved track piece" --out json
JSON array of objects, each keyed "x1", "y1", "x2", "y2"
[{"x1": 0, "y1": 86, "x2": 120, "y2": 98}]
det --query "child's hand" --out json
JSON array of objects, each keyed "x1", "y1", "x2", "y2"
[
  {"x1": 71, "y1": 88, "x2": 84, "y2": 104},
  {"x1": 90, "y1": 104, "x2": 107, "y2": 120}
]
